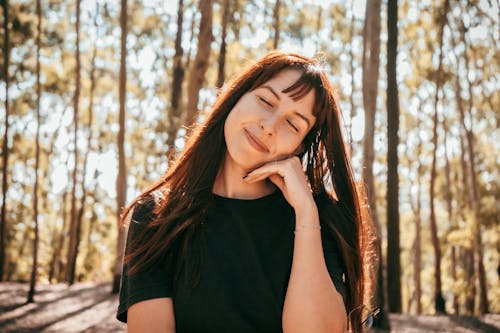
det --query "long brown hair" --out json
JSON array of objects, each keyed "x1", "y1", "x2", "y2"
[{"x1": 120, "y1": 51, "x2": 373, "y2": 332}]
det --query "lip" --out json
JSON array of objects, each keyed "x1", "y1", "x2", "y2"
[{"x1": 244, "y1": 129, "x2": 269, "y2": 153}]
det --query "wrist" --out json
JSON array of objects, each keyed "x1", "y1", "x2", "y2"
[{"x1": 294, "y1": 199, "x2": 318, "y2": 220}]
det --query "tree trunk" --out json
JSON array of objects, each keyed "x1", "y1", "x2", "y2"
[
  {"x1": 75, "y1": 8, "x2": 98, "y2": 283},
  {"x1": 348, "y1": 3, "x2": 356, "y2": 153},
  {"x1": 216, "y1": 0, "x2": 230, "y2": 89},
  {"x1": 429, "y1": 0, "x2": 449, "y2": 314},
  {"x1": 361, "y1": 0, "x2": 388, "y2": 327},
  {"x1": 443, "y1": 117, "x2": 459, "y2": 314},
  {"x1": 28, "y1": 0, "x2": 42, "y2": 302},
  {"x1": 76, "y1": 3, "x2": 100, "y2": 283},
  {"x1": 185, "y1": 0, "x2": 213, "y2": 128},
  {"x1": 185, "y1": 10, "x2": 197, "y2": 70},
  {"x1": 49, "y1": 189, "x2": 68, "y2": 282},
  {"x1": 112, "y1": 0, "x2": 128, "y2": 294},
  {"x1": 361, "y1": 0, "x2": 381, "y2": 230},
  {"x1": 65, "y1": 0, "x2": 82, "y2": 285},
  {"x1": 451, "y1": 29, "x2": 470, "y2": 314},
  {"x1": 460, "y1": 17, "x2": 489, "y2": 314},
  {"x1": 166, "y1": 0, "x2": 185, "y2": 160},
  {"x1": 413, "y1": 102, "x2": 423, "y2": 314},
  {"x1": 272, "y1": 0, "x2": 280, "y2": 49},
  {"x1": 0, "y1": 0, "x2": 11, "y2": 282},
  {"x1": 386, "y1": 0, "x2": 401, "y2": 314}
]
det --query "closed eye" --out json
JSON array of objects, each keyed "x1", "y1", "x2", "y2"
[
  {"x1": 287, "y1": 119, "x2": 299, "y2": 132},
  {"x1": 258, "y1": 96, "x2": 273, "y2": 108}
]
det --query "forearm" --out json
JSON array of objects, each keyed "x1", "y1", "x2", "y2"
[{"x1": 282, "y1": 203, "x2": 346, "y2": 333}]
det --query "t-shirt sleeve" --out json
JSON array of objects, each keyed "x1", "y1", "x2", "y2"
[
  {"x1": 321, "y1": 229, "x2": 347, "y2": 302},
  {"x1": 116, "y1": 198, "x2": 174, "y2": 323}
]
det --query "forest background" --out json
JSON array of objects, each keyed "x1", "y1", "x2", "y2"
[{"x1": 0, "y1": 0, "x2": 498, "y2": 328}]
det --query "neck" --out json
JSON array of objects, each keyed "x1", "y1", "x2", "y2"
[{"x1": 213, "y1": 157, "x2": 276, "y2": 200}]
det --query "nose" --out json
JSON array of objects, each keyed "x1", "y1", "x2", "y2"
[{"x1": 260, "y1": 117, "x2": 277, "y2": 136}]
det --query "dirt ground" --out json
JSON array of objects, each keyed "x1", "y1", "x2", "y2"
[{"x1": 0, "y1": 282, "x2": 498, "y2": 333}]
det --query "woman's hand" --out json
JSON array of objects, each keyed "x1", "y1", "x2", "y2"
[{"x1": 243, "y1": 156, "x2": 315, "y2": 211}]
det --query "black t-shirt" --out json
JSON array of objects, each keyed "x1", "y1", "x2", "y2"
[{"x1": 117, "y1": 190, "x2": 346, "y2": 332}]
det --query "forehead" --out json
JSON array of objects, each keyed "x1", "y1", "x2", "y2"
[{"x1": 259, "y1": 69, "x2": 304, "y2": 91}]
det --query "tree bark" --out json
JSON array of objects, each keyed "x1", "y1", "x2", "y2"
[
  {"x1": 75, "y1": 6, "x2": 98, "y2": 282},
  {"x1": 348, "y1": 3, "x2": 356, "y2": 153},
  {"x1": 185, "y1": 0, "x2": 213, "y2": 128},
  {"x1": 216, "y1": 0, "x2": 230, "y2": 89},
  {"x1": 443, "y1": 117, "x2": 459, "y2": 314},
  {"x1": 429, "y1": 0, "x2": 449, "y2": 314},
  {"x1": 112, "y1": 0, "x2": 128, "y2": 294},
  {"x1": 361, "y1": 0, "x2": 381, "y2": 232},
  {"x1": 386, "y1": 0, "x2": 401, "y2": 314},
  {"x1": 361, "y1": 0, "x2": 389, "y2": 327},
  {"x1": 460, "y1": 16, "x2": 489, "y2": 314},
  {"x1": 28, "y1": 0, "x2": 42, "y2": 302},
  {"x1": 451, "y1": 29, "x2": 470, "y2": 314},
  {"x1": 185, "y1": 10, "x2": 197, "y2": 70},
  {"x1": 49, "y1": 189, "x2": 68, "y2": 282},
  {"x1": 65, "y1": 0, "x2": 82, "y2": 285},
  {"x1": 0, "y1": 0, "x2": 11, "y2": 282},
  {"x1": 272, "y1": 0, "x2": 280, "y2": 49},
  {"x1": 412, "y1": 100, "x2": 423, "y2": 315},
  {"x1": 166, "y1": 0, "x2": 185, "y2": 160}
]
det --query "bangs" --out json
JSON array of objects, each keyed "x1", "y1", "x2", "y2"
[
  {"x1": 281, "y1": 68, "x2": 328, "y2": 123},
  {"x1": 282, "y1": 70, "x2": 315, "y2": 101}
]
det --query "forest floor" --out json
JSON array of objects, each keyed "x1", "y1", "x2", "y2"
[{"x1": 0, "y1": 282, "x2": 499, "y2": 333}]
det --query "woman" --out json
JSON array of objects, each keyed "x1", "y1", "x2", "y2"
[{"x1": 117, "y1": 51, "x2": 374, "y2": 332}]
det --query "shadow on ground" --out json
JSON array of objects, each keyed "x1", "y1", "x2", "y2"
[{"x1": 0, "y1": 282, "x2": 499, "y2": 333}]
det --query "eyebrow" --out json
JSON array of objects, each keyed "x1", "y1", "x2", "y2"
[
  {"x1": 261, "y1": 85, "x2": 281, "y2": 100},
  {"x1": 260, "y1": 85, "x2": 312, "y2": 128},
  {"x1": 294, "y1": 111, "x2": 311, "y2": 128}
]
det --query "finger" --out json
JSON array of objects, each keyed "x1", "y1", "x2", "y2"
[
  {"x1": 243, "y1": 170, "x2": 278, "y2": 183},
  {"x1": 246, "y1": 160, "x2": 283, "y2": 177},
  {"x1": 268, "y1": 174, "x2": 286, "y2": 192}
]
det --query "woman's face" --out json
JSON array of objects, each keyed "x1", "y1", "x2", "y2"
[{"x1": 224, "y1": 69, "x2": 316, "y2": 172}]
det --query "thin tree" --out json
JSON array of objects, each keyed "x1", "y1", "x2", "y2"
[
  {"x1": 75, "y1": 3, "x2": 100, "y2": 282},
  {"x1": 360, "y1": 0, "x2": 389, "y2": 327},
  {"x1": 185, "y1": 0, "x2": 213, "y2": 128},
  {"x1": 414, "y1": 103, "x2": 423, "y2": 314},
  {"x1": 0, "y1": 0, "x2": 11, "y2": 282},
  {"x1": 442, "y1": 116, "x2": 458, "y2": 314},
  {"x1": 428, "y1": 0, "x2": 449, "y2": 313},
  {"x1": 27, "y1": 0, "x2": 42, "y2": 302},
  {"x1": 112, "y1": 0, "x2": 128, "y2": 293},
  {"x1": 49, "y1": 188, "x2": 68, "y2": 282},
  {"x1": 166, "y1": 0, "x2": 185, "y2": 160},
  {"x1": 348, "y1": 2, "x2": 356, "y2": 151},
  {"x1": 459, "y1": 14, "x2": 489, "y2": 314},
  {"x1": 216, "y1": 0, "x2": 230, "y2": 89},
  {"x1": 450, "y1": 26, "x2": 464, "y2": 315},
  {"x1": 272, "y1": 0, "x2": 280, "y2": 49},
  {"x1": 386, "y1": 0, "x2": 401, "y2": 313},
  {"x1": 65, "y1": 0, "x2": 82, "y2": 285}
]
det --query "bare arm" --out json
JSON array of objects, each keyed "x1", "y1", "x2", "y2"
[
  {"x1": 127, "y1": 298, "x2": 176, "y2": 333},
  {"x1": 282, "y1": 203, "x2": 346, "y2": 333},
  {"x1": 243, "y1": 157, "x2": 347, "y2": 332}
]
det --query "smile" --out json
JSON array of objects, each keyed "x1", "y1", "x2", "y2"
[{"x1": 244, "y1": 129, "x2": 269, "y2": 153}]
